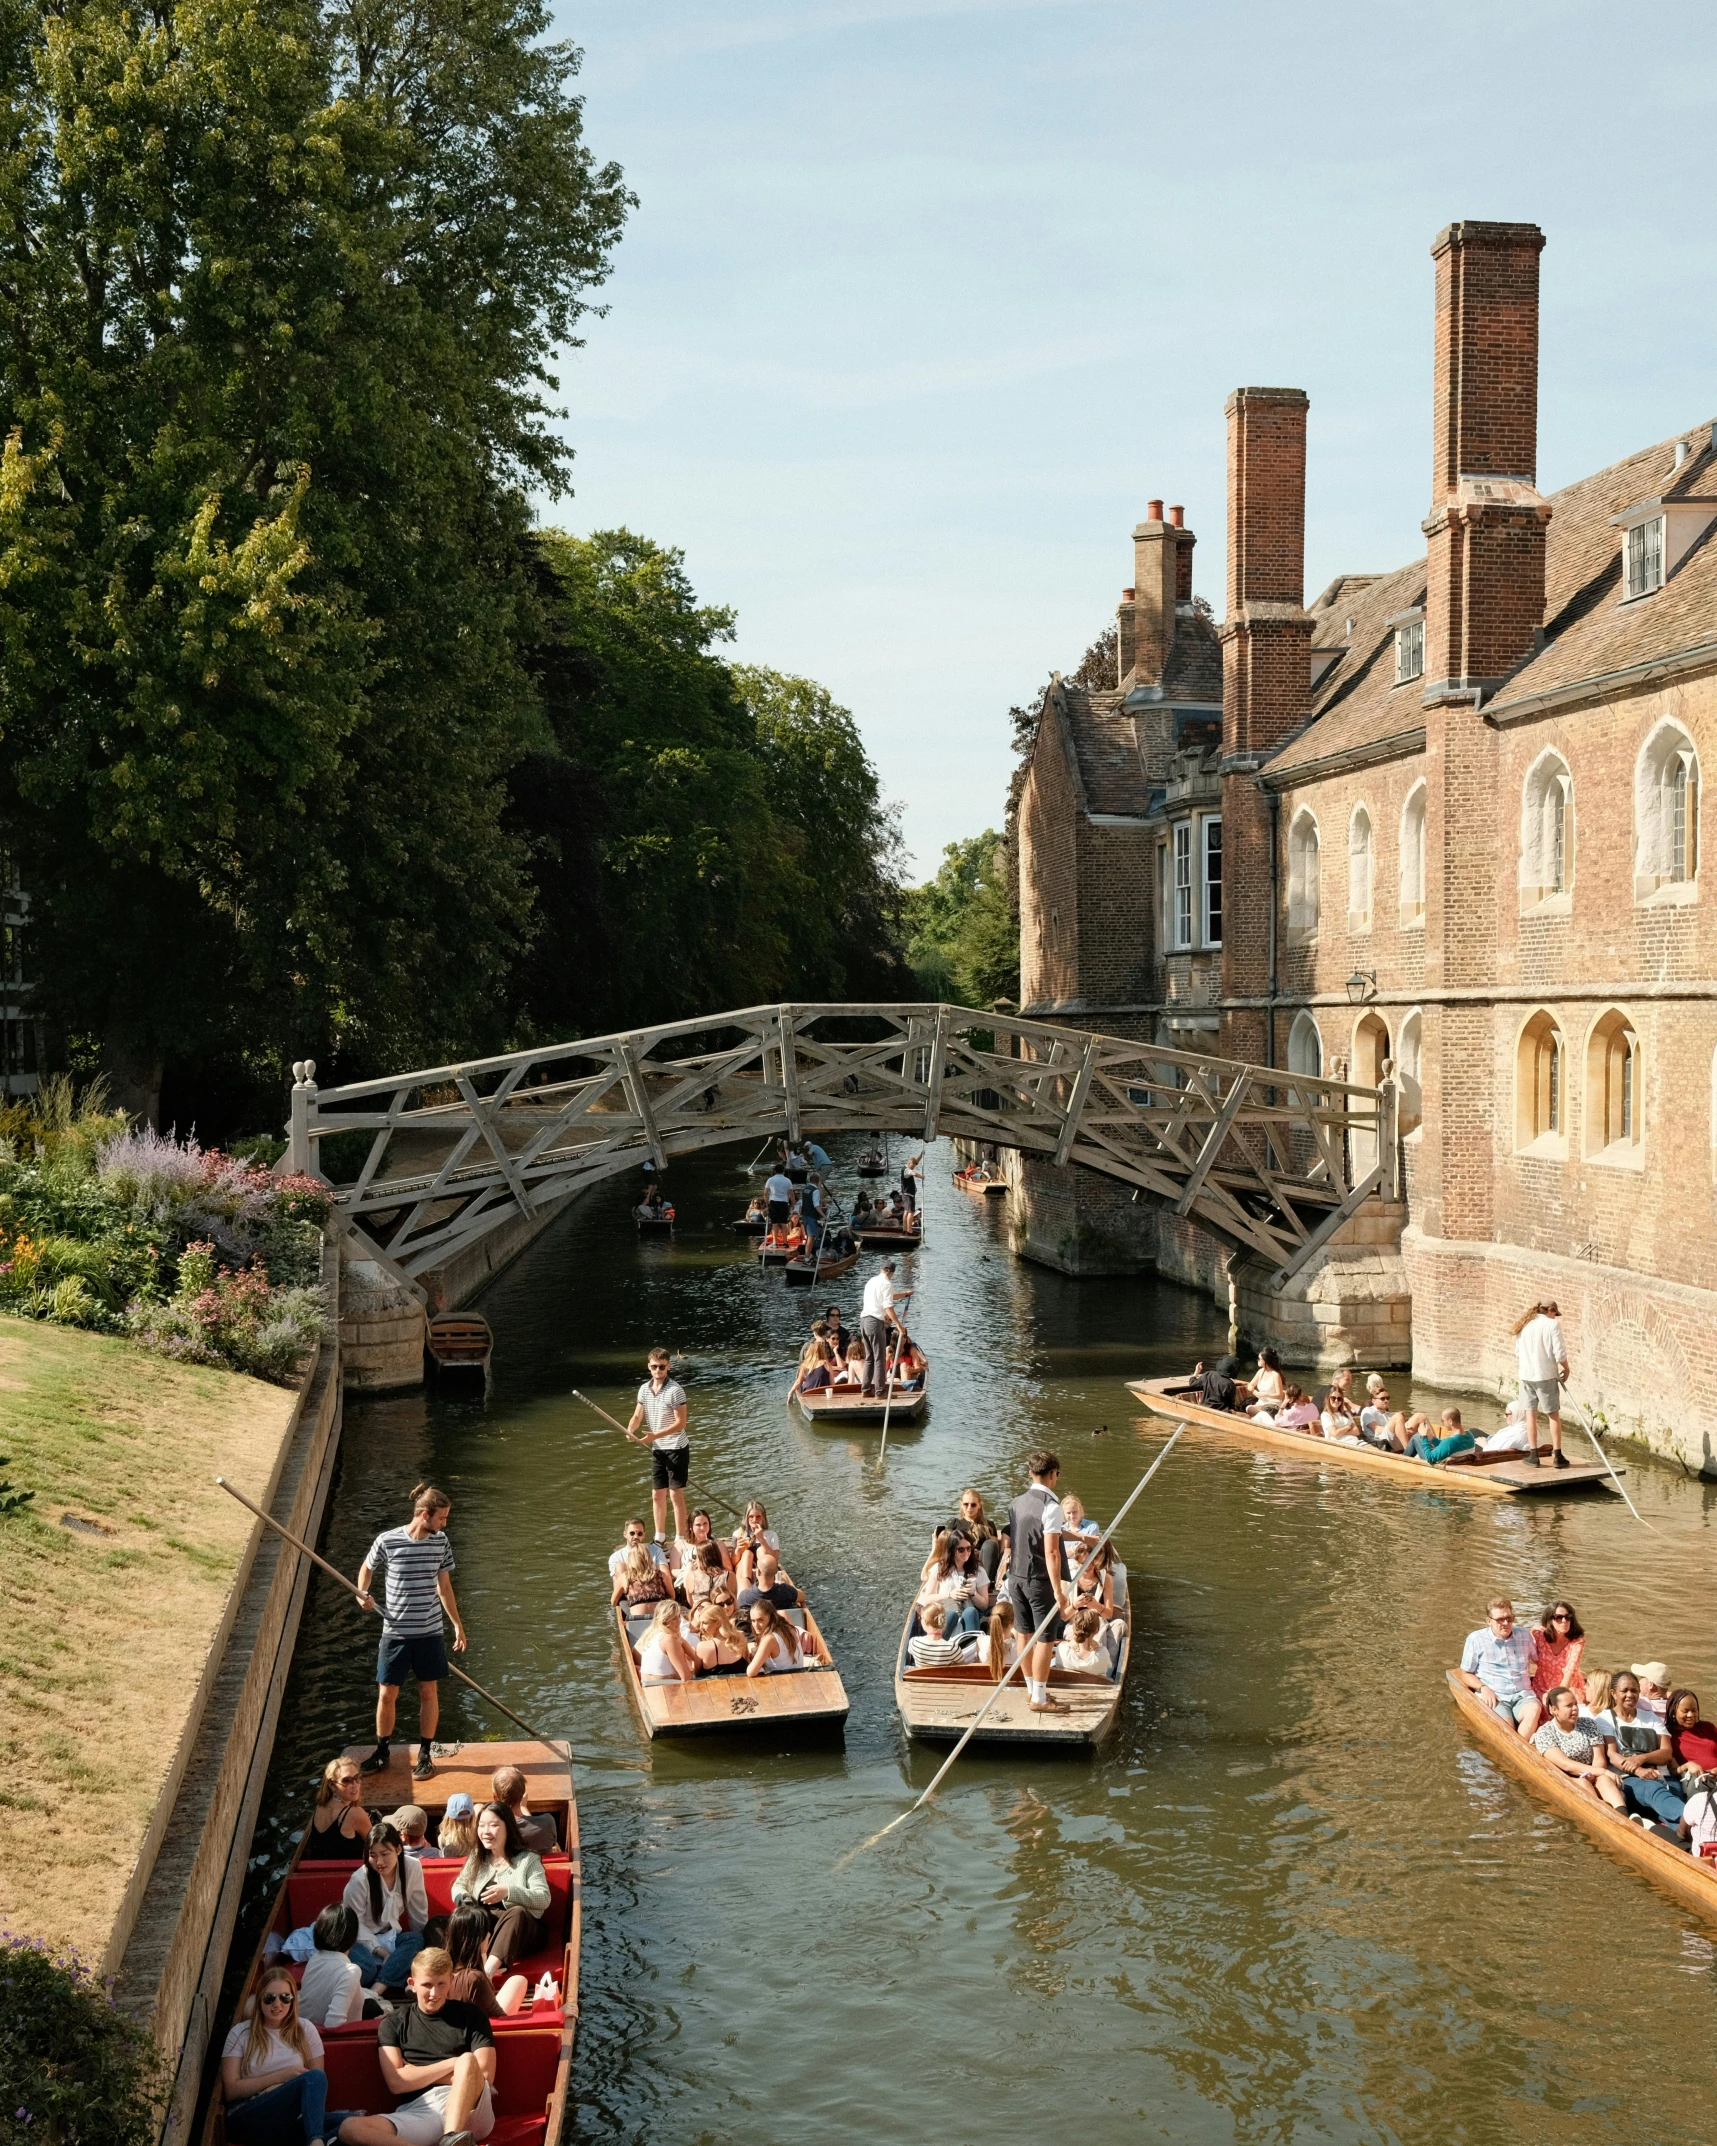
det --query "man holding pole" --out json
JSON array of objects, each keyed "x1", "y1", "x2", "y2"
[
  {"x1": 860, "y1": 1259, "x2": 905, "y2": 1396},
  {"x1": 627, "y1": 1346, "x2": 690, "y2": 1543},
  {"x1": 1008, "y1": 1449, "x2": 1071, "y2": 1715},
  {"x1": 356, "y1": 1483, "x2": 468, "y2": 1780}
]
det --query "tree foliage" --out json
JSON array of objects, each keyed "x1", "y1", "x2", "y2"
[
  {"x1": 903, "y1": 831, "x2": 1018, "y2": 1009},
  {"x1": 0, "y1": 1933, "x2": 168, "y2": 2144},
  {"x1": 0, "y1": 0, "x2": 631, "y2": 1109}
]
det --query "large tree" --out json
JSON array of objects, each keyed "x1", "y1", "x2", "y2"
[{"x1": 0, "y1": 0, "x2": 630, "y2": 1115}]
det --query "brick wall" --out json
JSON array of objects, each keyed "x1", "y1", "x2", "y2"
[{"x1": 1018, "y1": 701, "x2": 1081, "y2": 1010}]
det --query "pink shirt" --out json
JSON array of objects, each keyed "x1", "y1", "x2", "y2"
[{"x1": 1276, "y1": 1402, "x2": 1321, "y2": 1429}]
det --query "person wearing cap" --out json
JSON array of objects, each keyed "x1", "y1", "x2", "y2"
[
  {"x1": 1632, "y1": 1663, "x2": 1671, "y2": 1726},
  {"x1": 389, "y1": 1805, "x2": 431, "y2": 1858},
  {"x1": 859, "y1": 1260, "x2": 905, "y2": 1396},
  {"x1": 436, "y1": 1792, "x2": 479, "y2": 1858}
]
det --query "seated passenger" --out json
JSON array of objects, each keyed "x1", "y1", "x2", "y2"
[
  {"x1": 1059, "y1": 1495, "x2": 1102, "y2": 1551},
  {"x1": 636, "y1": 1599, "x2": 698, "y2": 1685},
  {"x1": 738, "y1": 1545, "x2": 805, "y2": 1611},
  {"x1": 387, "y1": 1803, "x2": 430, "y2": 1860},
  {"x1": 1250, "y1": 1347, "x2": 1287, "y2": 1413},
  {"x1": 1189, "y1": 1356, "x2": 1247, "y2": 1412},
  {"x1": 825, "y1": 1304, "x2": 853, "y2": 1356},
  {"x1": 732, "y1": 1500, "x2": 780, "y2": 1568},
  {"x1": 608, "y1": 1517, "x2": 669, "y2": 1580},
  {"x1": 451, "y1": 1802, "x2": 551, "y2": 1980},
  {"x1": 612, "y1": 1544, "x2": 674, "y2": 1609},
  {"x1": 341, "y1": 1823, "x2": 429, "y2": 1992},
  {"x1": 1530, "y1": 1601, "x2": 1587, "y2": 1704},
  {"x1": 1581, "y1": 1669, "x2": 1616, "y2": 1737},
  {"x1": 1274, "y1": 1386, "x2": 1322, "y2": 1431},
  {"x1": 953, "y1": 1488, "x2": 1005, "y2": 1581},
  {"x1": 1603, "y1": 1671, "x2": 1685, "y2": 1828},
  {"x1": 974, "y1": 1598, "x2": 1021, "y2": 1677},
  {"x1": 1480, "y1": 1396, "x2": 1534, "y2": 1454},
  {"x1": 1072, "y1": 1536, "x2": 1119, "y2": 1621},
  {"x1": 1054, "y1": 1607, "x2": 1113, "y2": 1677},
  {"x1": 674, "y1": 1507, "x2": 733, "y2": 1579},
  {"x1": 1531, "y1": 1686, "x2": 1628, "y2": 1811},
  {"x1": 792, "y1": 1340, "x2": 834, "y2": 1398},
  {"x1": 746, "y1": 1598, "x2": 805, "y2": 1674},
  {"x1": 1667, "y1": 1689, "x2": 1717, "y2": 1781},
  {"x1": 907, "y1": 1600, "x2": 967, "y2": 1668},
  {"x1": 690, "y1": 1602, "x2": 751, "y2": 1673},
  {"x1": 893, "y1": 1339, "x2": 927, "y2": 1388},
  {"x1": 298, "y1": 1902, "x2": 367, "y2": 2029},
  {"x1": 1357, "y1": 1375, "x2": 1395, "y2": 1447},
  {"x1": 338, "y1": 1947, "x2": 496, "y2": 2146},
  {"x1": 1677, "y1": 1773, "x2": 1717, "y2": 1857},
  {"x1": 682, "y1": 1540, "x2": 737, "y2": 1613},
  {"x1": 309, "y1": 1756, "x2": 374, "y2": 1864},
  {"x1": 1321, "y1": 1382, "x2": 1363, "y2": 1440},
  {"x1": 436, "y1": 1791, "x2": 478, "y2": 1859},
  {"x1": 833, "y1": 1339, "x2": 866, "y2": 1388},
  {"x1": 744, "y1": 1196, "x2": 766, "y2": 1225},
  {"x1": 917, "y1": 1527, "x2": 989, "y2": 1637},
  {"x1": 1407, "y1": 1408, "x2": 1477, "y2": 1466},
  {"x1": 220, "y1": 1967, "x2": 329, "y2": 2146},
  {"x1": 1632, "y1": 1661, "x2": 1672, "y2": 1726},
  {"x1": 445, "y1": 1900, "x2": 528, "y2": 2018},
  {"x1": 1459, "y1": 1597, "x2": 1542, "y2": 1738},
  {"x1": 491, "y1": 1764, "x2": 558, "y2": 1857}
]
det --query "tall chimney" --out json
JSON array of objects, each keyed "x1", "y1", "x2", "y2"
[
  {"x1": 1129, "y1": 504, "x2": 1181, "y2": 688},
  {"x1": 1422, "y1": 221, "x2": 1550, "y2": 702}
]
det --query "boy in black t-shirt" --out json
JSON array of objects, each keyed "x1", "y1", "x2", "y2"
[{"x1": 338, "y1": 1948, "x2": 496, "y2": 2144}]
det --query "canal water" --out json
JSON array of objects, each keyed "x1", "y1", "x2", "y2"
[{"x1": 251, "y1": 1142, "x2": 1717, "y2": 2143}]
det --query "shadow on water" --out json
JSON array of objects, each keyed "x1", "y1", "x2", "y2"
[{"x1": 237, "y1": 1136, "x2": 1717, "y2": 2145}]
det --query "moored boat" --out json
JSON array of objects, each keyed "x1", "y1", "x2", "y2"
[
  {"x1": 205, "y1": 1741, "x2": 578, "y2": 2146},
  {"x1": 1446, "y1": 1671, "x2": 1717, "y2": 1928},
  {"x1": 426, "y1": 1312, "x2": 493, "y2": 1382},
  {"x1": 1125, "y1": 1375, "x2": 1619, "y2": 1498},
  {"x1": 894, "y1": 1581, "x2": 1131, "y2": 1747},
  {"x1": 616, "y1": 1601, "x2": 849, "y2": 1739}
]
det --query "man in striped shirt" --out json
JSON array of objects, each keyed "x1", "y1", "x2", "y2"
[{"x1": 356, "y1": 1482, "x2": 468, "y2": 1781}]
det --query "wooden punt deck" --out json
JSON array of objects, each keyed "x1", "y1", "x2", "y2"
[
  {"x1": 795, "y1": 1370, "x2": 929, "y2": 1424},
  {"x1": 633, "y1": 1206, "x2": 675, "y2": 1234},
  {"x1": 206, "y1": 1741, "x2": 578, "y2": 2146},
  {"x1": 1446, "y1": 1672, "x2": 1717, "y2": 1927},
  {"x1": 894, "y1": 1586, "x2": 1132, "y2": 1747},
  {"x1": 953, "y1": 1170, "x2": 1007, "y2": 1196},
  {"x1": 426, "y1": 1312, "x2": 493, "y2": 1377},
  {"x1": 1126, "y1": 1376, "x2": 1620, "y2": 1497},
  {"x1": 784, "y1": 1244, "x2": 859, "y2": 1285},
  {"x1": 852, "y1": 1222, "x2": 924, "y2": 1248},
  {"x1": 616, "y1": 1604, "x2": 849, "y2": 1739}
]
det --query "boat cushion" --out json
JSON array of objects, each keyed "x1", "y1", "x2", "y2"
[
  {"x1": 286, "y1": 1857, "x2": 574, "y2": 1951},
  {"x1": 322, "y1": 2021, "x2": 561, "y2": 2125}
]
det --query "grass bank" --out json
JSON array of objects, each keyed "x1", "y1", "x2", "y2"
[{"x1": 0, "y1": 1315, "x2": 298, "y2": 1966}]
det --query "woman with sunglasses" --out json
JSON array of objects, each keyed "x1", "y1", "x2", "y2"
[
  {"x1": 1529, "y1": 1601, "x2": 1587, "y2": 1706},
  {"x1": 340, "y1": 1821, "x2": 429, "y2": 1992},
  {"x1": 219, "y1": 1967, "x2": 332, "y2": 2144},
  {"x1": 952, "y1": 1489, "x2": 1004, "y2": 1582},
  {"x1": 307, "y1": 1757, "x2": 373, "y2": 1864}
]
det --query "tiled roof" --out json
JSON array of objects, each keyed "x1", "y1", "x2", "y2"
[
  {"x1": 1048, "y1": 682, "x2": 1156, "y2": 818},
  {"x1": 1158, "y1": 604, "x2": 1224, "y2": 704},
  {"x1": 1265, "y1": 421, "x2": 1717, "y2": 778}
]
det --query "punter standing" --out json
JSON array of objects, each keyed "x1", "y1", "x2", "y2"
[
  {"x1": 356, "y1": 1482, "x2": 467, "y2": 1780},
  {"x1": 628, "y1": 1345, "x2": 690, "y2": 1542},
  {"x1": 901, "y1": 1153, "x2": 923, "y2": 1218},
  {"x1": 860, "y1": 1258, "x2": 906, "y2": 1395},
  {"x1": 1009, "y1": 1449, "x2": 1071, "y2": 1714}
]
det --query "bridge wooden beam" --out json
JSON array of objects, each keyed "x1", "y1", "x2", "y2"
[
  {"x1": 615, "y1": 1036, "x2": 667, "y2": 1173},
  {"x1": 921, "y1": 1006, "x2": 950, "y2": 1141},
  {"x1": 1174, "y1": 1072, "x2": 1251, "y2": 1216},
  {"x1": 1051, "y1": 1038, "x2": 1099, "y2": 1167}
]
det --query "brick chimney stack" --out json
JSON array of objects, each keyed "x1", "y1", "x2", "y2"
[
  {"x1": 1219, "y1": 386, "x2": 1312, "y2": 1061},
  {"x1": 1118, "y1": 499, "x2": 1195, "y2": 692},
  {"x1": 1421, "y1": 221, "x2": 1550, "y2": 702}
]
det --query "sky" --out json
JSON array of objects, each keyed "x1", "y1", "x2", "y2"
[{"x1": 543, "y1": 1, "x2": 1717, "y2": 879}]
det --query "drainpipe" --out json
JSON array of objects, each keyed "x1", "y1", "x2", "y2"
[{"x1": 1264, "y1": 781, "x2": 1279, "y2": 1071}]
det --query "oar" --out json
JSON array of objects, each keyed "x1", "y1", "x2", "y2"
[
  {"x1": 838, "y1": 1426, "x2": 1185, "y2": 1867},
  {"x1": 567, "y1": 1386, "x2": 747, "y2": 1524},
  {"x1": 214, "y1": 1477, "x2": 568, "y2": 1758},
  {"x1": 740, "y1": 1136, "x2": 774, "y2": 1175},
  {"x1": 874, "y1": 1333, "x2": 903, "y2": 1468},
  {"x1": 1575, "y1": 1403, "x2": 1656, "y2": 1531}
]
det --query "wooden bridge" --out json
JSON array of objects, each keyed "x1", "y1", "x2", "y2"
[{"x1": 287, "y1": 1003, "x2": 1397, "y2": 1288}]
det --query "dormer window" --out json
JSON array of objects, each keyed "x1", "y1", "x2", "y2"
[
  {"x1": 1625, "y1": 514, "x2": 1665, "y2": 600},
  {"x1": 1389, "y1": 608, "x2": 1425, "y2": 686}
]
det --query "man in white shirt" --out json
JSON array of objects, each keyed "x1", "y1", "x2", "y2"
[
  {"x1": 1513, "y1": 1300, "x2": 1571, "y2": 1468},
  {"x1": 859, "y1": 1260, "x2": 904, "y2": 1395},
  {"x1": 626, "y1": 1347, "x2": 690, "y2": 1541},
  {"x1": 608, "y1": 1517, "x2": 670, "y2": 1578},
  {"x1": 1458, "y1": 1597, "x2": 1541, "y2": 1736},
  {"x1": 763, "y1": 1167, "x2": 794, "y2": 1228}
]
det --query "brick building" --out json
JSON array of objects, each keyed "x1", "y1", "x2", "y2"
[{"x1": 1015, "y1": 218, "x2": 1717, "y2": 1469}]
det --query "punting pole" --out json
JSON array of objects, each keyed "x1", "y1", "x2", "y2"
[
  {"x1": 567, "y1": 1385, "x2": 748, "y2": 1523},
  {"x1": 1575, "y1": 1405, "x2": 1655, "y2": 1531},
  {"x1": 838, "y1": 1425, "x2": 1185, "y2": 1867},
  {"x1": 874, "y1": 1336, "x2": 902, "y2": 1468},
  {"x1": 214, "y1": 1477, "x2": 568, "y2": 1758}
]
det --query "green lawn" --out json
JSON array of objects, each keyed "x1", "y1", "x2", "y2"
[{"x1": 0, "y1": 1316, "x2": 298, "y2": 1966}]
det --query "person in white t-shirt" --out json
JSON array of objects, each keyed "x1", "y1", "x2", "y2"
[
  {"x1": 218, "y1": 1968, "x2": 330, "y2": 2142},
  {"x1": 1481, "y1": 1396, "x2": 1534, "y2": 1455},
  {"x1": 859, "y1": 1260, "x2": 905, "y2": 1395},
  {"x1": 608, "y1": 1517, "x2": 671, "y2": 1580},
  {"x1": 1512, "y1": 1300, "x2": 1571, "y2": 1468},
  {"x1": 299, "y1": 1902, "x2": 367, "y2": 2029},
  {"x1": 627, "y1": 1347, "x2": 691, "y2": 1541},
  {"x1": 763, "y1": 1168, "x2": 795, "y2": 1227}
]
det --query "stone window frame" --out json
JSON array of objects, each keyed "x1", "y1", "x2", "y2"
[
  {"x1": 1286, "y1": 1009, "x2": 1323, "y2": 1081},
  {"x1": 1286, "y1": 809, "x2": 1320, "y2": 947},
  {"x1": 1519, "y1": 747, "x2": 1574, "y2": 914},
  {"x1": 1159, "y1": 815, "x2": 1223, "y2": 954},
  {"x1": 1514, "y1": 1008, "x2": 1567, "y2": 1158},
  {"x1": 1634, "y1": 718, "x2": 1700, "y2": 905},
  {"x1": 1399, "y1": 782, "x2": 1427, "y2": 928},
  {"x1": 1347, "y1": 803, "x2": 1374, "y2": 932},
  {"x1": 1395, "y1": 1007, "x2": 1423, "y2": 1137},
  {"x1": 1583, "y1": 1007, "x2": 1643, "y2": 1169}
]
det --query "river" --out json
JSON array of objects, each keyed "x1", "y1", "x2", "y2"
[{"x1": 248, "y1": 1140, "x2": 1717, "y2": 2144}]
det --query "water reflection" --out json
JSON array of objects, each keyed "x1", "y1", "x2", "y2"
[{"x1": 243, "y1": 1138, "x2": 1717, "y2": 2144}]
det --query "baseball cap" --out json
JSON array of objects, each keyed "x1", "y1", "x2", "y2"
[{"x1": 444, "y1": 1791, "x2": 475, "y2": 1819}]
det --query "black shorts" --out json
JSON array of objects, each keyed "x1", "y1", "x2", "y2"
[
  {"x1": 1009, "y1": 1578, "x2": 1063, "y2": 1646},
  {"x1": 376, "y1": 1630, "x2": 449, "y2": 1688},
  {"x1": 651, "y1": 1444, "x2": 690, "y2": 1490},
  {"x1": 767, "y1": 1200, "x2": 790, "y2": 1225}
]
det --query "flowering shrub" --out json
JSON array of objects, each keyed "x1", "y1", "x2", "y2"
[
  {"x1": 0, "y1": 1931, "x2": 167, "y2": 2144},
  {"x1": 0, "y1": 1091, "x2": 329, "y2": 1382}
]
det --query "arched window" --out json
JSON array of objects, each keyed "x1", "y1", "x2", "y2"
[
  {"x1": 1400, "y1": 783, "x2": 1426, "y2": 926},
  {"x1": 1520, "y1": 751, "x2": 1573, "y2": 909},
  {"x1": 1287, "y1": 1010, "x2": 1323, "y2": 1079},
  {"x1": 1396, "y1": 1008, "x2": 1423, "y2": 1135},
  {"x1": 1515, "y1": 1010, "x2": 1565, "y2": 1152},
  {"x1": 1585, "y1": 1009, "x2": 1641, "y2": 1161},
  {"x1": 1635, "y1": 722, "x2": 1700, "y2": 899},
  {"x1": 1348, "y1": 807, "x2": 1373, "y2": 931},
  {"x1": 1287, "y1": 813, "x2": 1320, "y2": 944}
]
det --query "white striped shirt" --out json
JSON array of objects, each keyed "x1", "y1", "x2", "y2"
[{"x1": 364, "y1": 1526, "x2": 454, "y2": 1636}]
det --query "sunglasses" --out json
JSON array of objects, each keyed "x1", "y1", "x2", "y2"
[
  {"x1": 1550, "y1": 1613, "x2": 1573, "y2": 1623},
  {"x1": 260, "y1": 1990, "x2": 293, "y2": 2007}
]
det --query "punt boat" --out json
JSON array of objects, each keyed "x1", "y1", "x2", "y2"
[
  {"x1": 953, "y1": 1164, "x2": 1007, "y2": 1196},
  {"x1": 855, "y1": 1150, "x2": 887, "y2": 1178},
  {"x1": 795, "y1": 1363, "x2": 929, "y2": 1425},
  {"x1": 615, "y1": 1601, "x2": 849, "y2": 1738},
  {"x1": 757, "y1": 1234, "x2": 797, "y2": 1266},
  {"x1": 633, "y1": 1203, "x2": 675, "y2": 1235},
  {"x1": 205, "y1": 1741, "x2": 577, "y2": 2146},
  {"x1": 784, "y1": 1238, "x2": 859, "y2": 1286},
  {"x1": 425, "y1": 1312, "x2": 493, "y2": 1382},
  {"x1": 894, "y1": 1575, "x2": 1131, "y2": 1747},
  {"x1": 1446, "y1": 1672, "x2": 1717, "y2": 1929},
  {"x1": 852, "y1": 1217, "x2": 923, "y2": 1249},
  {"x1": 1125, "y1": 1375, "x2": 1619, "y2": 1497},
  {"x1": 727, "y1": 1212, "x2": 767, "y2": 1236}
]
